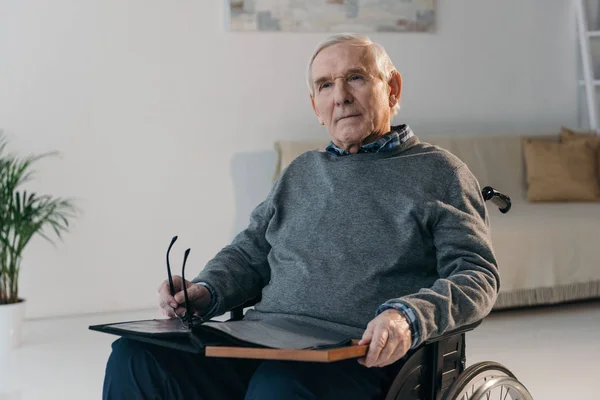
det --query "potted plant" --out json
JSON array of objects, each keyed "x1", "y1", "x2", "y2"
[{"x1": 0, "y1": 132, "x2": 78, "y2": 352}]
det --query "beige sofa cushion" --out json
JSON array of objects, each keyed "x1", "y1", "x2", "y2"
[
  {"x1": 422, "y1": 135, "x2": 526, "y2": 201},
  {"x1": 485, "y1": 201, "x2": 600, "y2": 293},
  {"x1": 523, "y1": 138, "x2": 600, "y2": 202}
]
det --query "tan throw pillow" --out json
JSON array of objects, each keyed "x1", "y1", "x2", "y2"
[
  {"x1": 523, "y1": 139, "x2": 600, "y2": 202},
  {"x1": 561, "y1": 126, "x2": 600, "y2": 179}
]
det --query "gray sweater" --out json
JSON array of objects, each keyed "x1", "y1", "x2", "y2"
[{"x1": 193, "y1": 136, "x2": 500, "y2": 342}]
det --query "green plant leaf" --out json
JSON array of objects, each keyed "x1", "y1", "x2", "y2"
[{"x1": 0, "y1": 132, "x2": 78, "y2": 303}]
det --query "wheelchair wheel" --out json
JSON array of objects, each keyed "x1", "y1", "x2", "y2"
[{"x1": 442, "y1": 361, "x2": 533, "y2": 400}]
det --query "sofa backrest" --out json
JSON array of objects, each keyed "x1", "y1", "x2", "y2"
[
  {"x1": 274, "y1": 133, "x2": 560, "y2": 202},
  {"x1": 422, "y1": 135, "x2": 526, "y2": 201}
]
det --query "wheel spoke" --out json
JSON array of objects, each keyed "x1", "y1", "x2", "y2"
[{"x1": 443, "y1": 362, "x2": 531, "y2": 400}]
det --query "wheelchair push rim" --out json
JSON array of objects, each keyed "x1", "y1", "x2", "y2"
[
  {"x1": 469, "y1": 376, "x2": 534, "y2": 400},
  {"x1": 442, "y1": 361, "x2": 533, "y2": 400}
]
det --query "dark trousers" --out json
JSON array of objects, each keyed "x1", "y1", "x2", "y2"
[{"x1": 103, "y1": 338, "x2": 405, "y2": 400}]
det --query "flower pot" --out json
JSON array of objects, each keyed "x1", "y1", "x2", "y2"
[{"x1": 0, "y1": 299, "x2": 26, "y2": 354}]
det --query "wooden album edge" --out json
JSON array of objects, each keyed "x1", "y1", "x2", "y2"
[{"x1": 204, "y1": 343, "x2": 368, "y2": 363}]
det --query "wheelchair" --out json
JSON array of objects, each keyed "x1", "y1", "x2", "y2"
[{"x1": 227, "y1": 187, "x2": 534, "y2": 400}]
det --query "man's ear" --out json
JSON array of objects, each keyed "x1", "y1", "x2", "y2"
[
  {"x1": 388, "y1": 70, "x2": 402, "y2": 107},
  {"x1": 310, "y1": 94, "x2": 324, "y2": 125}
]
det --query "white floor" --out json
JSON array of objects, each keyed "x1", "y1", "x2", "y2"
[{"x1": 1, "y1": 301, "x2": 599, "y2": 400}]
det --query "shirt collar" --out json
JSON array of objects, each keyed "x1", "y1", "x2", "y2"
[{"x1": 325, "y1": 124, "x2": 414, "y2": 157}]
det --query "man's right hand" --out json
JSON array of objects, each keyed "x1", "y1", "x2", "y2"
[{"x1": 157, "y1": 276, "x2": 211, "y2": 318}]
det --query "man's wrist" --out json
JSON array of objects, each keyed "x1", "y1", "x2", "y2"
[
  {"x1": 196, "y1": 281, "x2": 218, "y2": 319},
  {"x1": 376, "y1": 302, "x2": 421, "y2": 349}
]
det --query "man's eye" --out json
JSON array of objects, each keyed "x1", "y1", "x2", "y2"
[
  {"x1": 320, "y1": 83, "x2": 332, "y2": 89},
  {"x1": 349, "y1": 75, "x2": 362, "y2": 81}
]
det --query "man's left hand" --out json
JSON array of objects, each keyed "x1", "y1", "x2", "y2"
[{"x1": 357, "y1": 309, "x2": 412, "y2": 368}]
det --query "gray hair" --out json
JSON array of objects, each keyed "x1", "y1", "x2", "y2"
[{"x1": 306, "y1": 33, "x2": 400, "y2": 116}]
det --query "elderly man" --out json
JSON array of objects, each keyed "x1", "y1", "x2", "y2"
[{"x1": 102, "y1": 33, "x2": 499, "y2": 399}]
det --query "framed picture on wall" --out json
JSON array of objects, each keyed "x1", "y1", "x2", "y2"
[{"x1": 226, "y1": 0, "x2": 436, "y2": 33}]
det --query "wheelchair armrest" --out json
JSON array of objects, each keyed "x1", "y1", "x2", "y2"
[
  {"x1": 229, "y1": 296, "x2": 262, "y2": 321},
  {"x1": 423, "y1": 320, "x2": 482, "y2": 345}
]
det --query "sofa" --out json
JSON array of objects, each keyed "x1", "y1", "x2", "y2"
[{"x1": 273, "y1": 132, "x2": 600, "y2": 310}]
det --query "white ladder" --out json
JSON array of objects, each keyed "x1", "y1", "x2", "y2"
[{"x1": 575, "y1": 0, "x2": 600, "y2": 133}]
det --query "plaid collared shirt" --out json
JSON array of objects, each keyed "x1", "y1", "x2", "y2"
[
  {"x1": 325, "y1": 124, "x2": 421, "y2": 350},
  {"x1": 325, "y1": 124, "x2": 414, "y2": 156}
]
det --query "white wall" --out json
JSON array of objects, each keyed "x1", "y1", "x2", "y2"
[{"x1": 0, "y1": 0, "x2": 579, "y2": 319}]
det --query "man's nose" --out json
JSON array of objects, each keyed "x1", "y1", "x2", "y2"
[{"x1": 333, "y1": 81, "x2": 354, "y2": 106}]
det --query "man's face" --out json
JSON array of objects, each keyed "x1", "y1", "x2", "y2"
[{"x1": 310, "y1": 42, "x2": 399, "y2": 152}]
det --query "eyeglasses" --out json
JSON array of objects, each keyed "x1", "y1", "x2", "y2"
[{"x1": 167, "y1": 235, "x2": 204, "y2": 329}]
